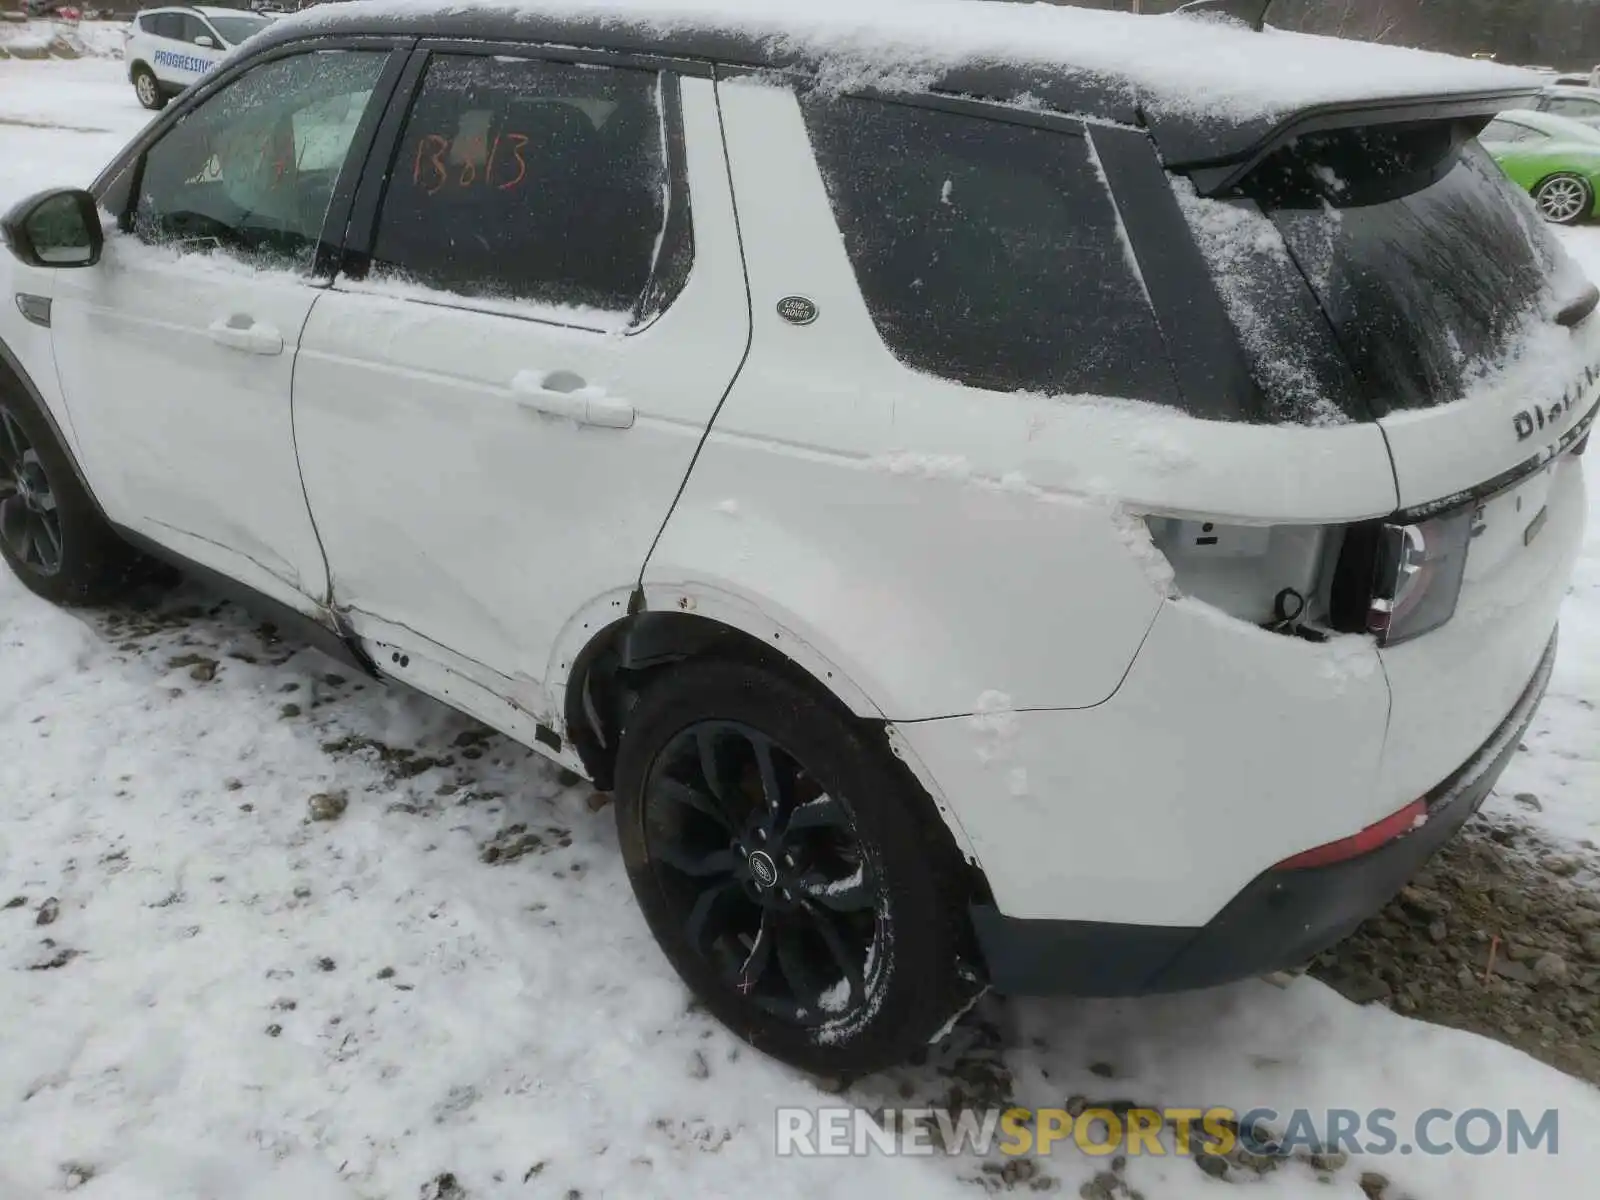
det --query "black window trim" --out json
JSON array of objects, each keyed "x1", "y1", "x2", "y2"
[
  {"x1": 337, "y1": 38, "x2": 700, "y2": 335},
  {"x1": 92, "y1": 34, "x2": 418, "y2": 284},
  {"x1": 799, "y1": 90, "x2": 1194, "y2": 411},
  {"x1": 1090, "y1": 124, "x2": 1265, "y2": 422},
  {"x1": 790, "y1": 81, "x2": 1259, "y2": 421}
]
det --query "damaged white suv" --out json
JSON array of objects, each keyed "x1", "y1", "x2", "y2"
[{"x1": 1, "y1": 0, "x2": 1596, "y2": 1074}]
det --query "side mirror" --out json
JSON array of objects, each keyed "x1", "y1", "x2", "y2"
[
  {"x1": 1, "y1": 189, "x2": 105, "y2": 269},
  {"x1": 195, "y1": 34, "x2": 216, "y2": 48}
]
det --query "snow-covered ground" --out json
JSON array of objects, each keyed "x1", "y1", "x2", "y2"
[{"x1": 2, "y1": 56, "x2": 1599, "y2": 1200}]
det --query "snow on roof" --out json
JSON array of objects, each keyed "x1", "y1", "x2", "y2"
[{"x1": 277, "y1": 0, "x2": 1539, "y2": 126}]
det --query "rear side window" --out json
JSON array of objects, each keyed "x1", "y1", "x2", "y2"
[
  {"x1": 801, "y1": 98, "x2": 1180, "y2": 405},
  {"x1": 368, "y1": 54, "x2": 675, "y2": 317},
  {"x1": 145, "y1": 12, "x2": 183, "y2": 38},
  {"x1": 206, "y1": 15, "x2": 269, "y2": 46}
]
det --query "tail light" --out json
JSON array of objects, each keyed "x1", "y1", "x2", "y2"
[
  {"x1": 1273, "y1": 799, "x2": 1428, "y2": 870},
  {"x1": 1365, "y1": 510, "x2": 1474, "y2": 646}
]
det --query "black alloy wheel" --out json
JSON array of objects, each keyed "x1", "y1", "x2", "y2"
[
  {"x1": 642, "y1": 719, "x2": 884, "y2": 1026},
  {"x1": 614, "y1": 659, "x2": 974, "y2": 1075},
  {"x1": 0, "y1": 390, "x2": 140, "y2": 605},
  {"x1": 0, "y1": 404, "x2": 64, "y2": 576}
]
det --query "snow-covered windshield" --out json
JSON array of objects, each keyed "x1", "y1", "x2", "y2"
[
  {"x1": 1222, "y1": 123, "x2": 1574, "y2": 417},
  {"x1": 207, "y1": 14, "x2": 269, "y2": 45}
]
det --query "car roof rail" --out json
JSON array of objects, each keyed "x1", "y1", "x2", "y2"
[{"x1": 1174, "y1": 0, "x2": 1275, "y2": 31}]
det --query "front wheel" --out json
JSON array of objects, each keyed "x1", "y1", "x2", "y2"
[
  {"x1": 614, "y1": 659, "x2": 974, "y2": 1076},
  {"x1": 132, "y1": 65, "x2": 166, "y2": 111},
  {"x1": 1534, "y1": 173, "x2": 1594, "y2": 225},
  {"x1": 0, "y1": 391, "x2": 139, "y2": 605}
]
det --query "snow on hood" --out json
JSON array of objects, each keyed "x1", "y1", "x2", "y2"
[{"x1": 275, "y1": 0, "x2": 1538, "y2": 126}]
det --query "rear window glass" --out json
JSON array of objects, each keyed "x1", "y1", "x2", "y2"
[
  {"x1": 1186, "y1": 123, "x2": 1572, "y2": 417},
  {"x1": 801, "y1": 97, "x2": 1181, "y2": 405}
]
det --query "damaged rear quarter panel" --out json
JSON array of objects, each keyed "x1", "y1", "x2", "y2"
[{"x1": 641, "y1": 78, "x2": 1400, "y2": 722}]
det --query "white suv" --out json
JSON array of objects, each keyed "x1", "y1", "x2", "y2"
[
  {"x1": 124, "y1": 5, "x2": 270, "y2": 110},
  {"x1": 1, "y1": 0, "x2": 1596, "y2": 1074}
]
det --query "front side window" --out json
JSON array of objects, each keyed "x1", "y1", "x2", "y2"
[
  {"x1": 206, "y1": 15, "x2": 269, "y2": 46},
  {"x1": 367, "y1": 54, "x2": 672, "y2": 317},
  {"x1": 179, "y1": 14, "x2": 212, "y2": 45},
  {"x1": 131, "y1": 50, "x2": 389, "y2": 272},
  {"x1": 800, "y1": 97, "x2": 1181, "y2": 405}
]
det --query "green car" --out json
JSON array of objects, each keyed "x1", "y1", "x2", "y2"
[{"x1": 1480, "y1": 109, "x2": 1600, "y2": 225}]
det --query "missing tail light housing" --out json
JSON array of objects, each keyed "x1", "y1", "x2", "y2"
[
  {"x1": 1144, "y1": 518, "x2": 1330, "y2": 628},
  {"x1": 1150, "y1": 506, "x2": 1477, "y2": 647},
  {"x1": 1365, "y1": 509, "x2": 1474, "y2": 646}
]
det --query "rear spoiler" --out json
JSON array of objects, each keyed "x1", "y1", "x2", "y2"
[{"x1": 1170, "y1": 88, "x2": 1542, "y2": 194}]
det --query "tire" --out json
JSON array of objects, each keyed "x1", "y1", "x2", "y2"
[
  {"x1": 0, "y1": 388, "x2": 139, "y2": 606},
  {"x1": 1533, "y1": 173, "x2": 1594, "y2": 226},
  {"x1": 614, "y1": 658, "x2": 974, "y2": 1076},
  {"x1": 132, "y1": 65, "x2": 166, "y2": 111}
]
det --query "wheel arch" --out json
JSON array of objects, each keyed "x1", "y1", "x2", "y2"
[
  {"x1": 555, "y1": 594, "x2": 986, "y2": 877},
  {"x1": 0, "y1": 335, "x2": 109, "y2": 524},
  {"x1": 557, "y1": 598, "x2": 883, "y2": 792}
]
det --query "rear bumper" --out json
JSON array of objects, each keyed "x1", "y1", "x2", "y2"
[{"x1": 971, "y1": 630, "x2": 1557, "y2": 996}]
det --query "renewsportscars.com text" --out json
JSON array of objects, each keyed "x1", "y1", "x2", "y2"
[{"x1": 775, "y1": 1106, "x2": 1560, "y2": 1158}]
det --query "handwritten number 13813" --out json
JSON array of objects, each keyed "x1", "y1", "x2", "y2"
[{"x1": 412, "y1": 132, "x2": 529, "y2": 196}]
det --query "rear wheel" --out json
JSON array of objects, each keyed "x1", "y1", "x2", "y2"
[
  {"x1": 1533, "y1": 173, "x2": 1594, "y2": 225},
  {"x1": 0, "y1": 391, "x2": 138, "y2": 605},
  {"x1": 132, "y1": 65, "x2": 166, "y2": 111},
  {"x1": 614, "y1": 659, "x2": 974, "y2": 1076}
]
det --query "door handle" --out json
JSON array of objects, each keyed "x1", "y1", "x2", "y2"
[
  {"x1": 208, "y1": 315, "x2": 284, "y2": 356},
  {"x1": 510, "y1": 370, "x2": 635, "y2": 430}
]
